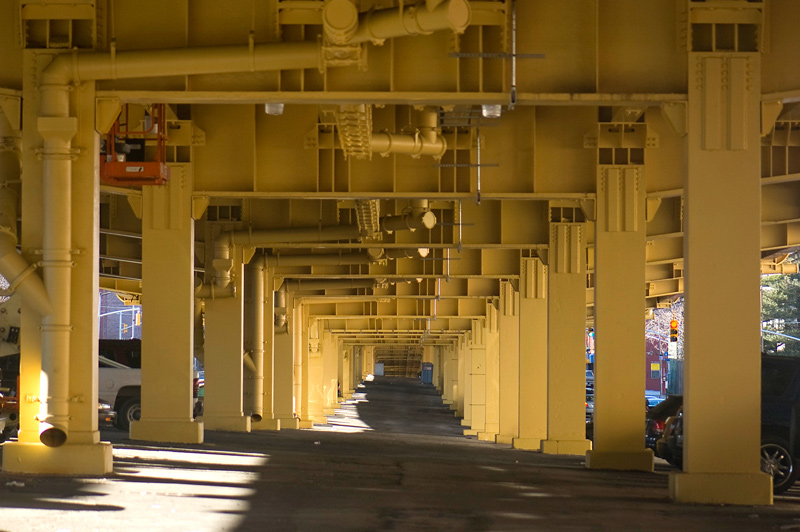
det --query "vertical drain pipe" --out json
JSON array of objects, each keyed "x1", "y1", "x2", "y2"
[
  {"x1": 37, "y1": 80, "x2": 76, "y2": 447},
  {"x1": 247, "y1": 255, "x2": 266, "y2": 421}
]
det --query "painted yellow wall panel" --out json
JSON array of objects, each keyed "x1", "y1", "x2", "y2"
[
  {"x1": 194, "y1": 105, "x2": 256, "y2": 191},
  {"x1": 516, "y1": 1, "x2": 597, "y2": 93},
  {"x1": 597, "y1": 0, "x2": 686, "y2": 94},
  {"x1": 481, "y1": 108, "x2": 536, "y2": 193},
  {"x1": 501, "y1": 201, "x2": 548, "y2": 245},
  {"x1": 0, "y1": 2, "x2": 21, "y2": 89},
  {"x1": 763, "y1": 1, "x2": 800, "y2": 94},
  {"x1": 534, "y1": 107, "x2": 597, "y2": 193},
  {"x1": 256, "y1": 106, "x2": 319, "y2": 192},
  {"x1": 392, "y1": 33, "x2": 459, "y2": 93}
]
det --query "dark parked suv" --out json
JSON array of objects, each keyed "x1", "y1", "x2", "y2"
[{"x1": 663, "y1": 355, "x2": 800, "y2": 494}]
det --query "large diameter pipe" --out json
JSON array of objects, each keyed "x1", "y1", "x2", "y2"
[
  {"x1": 247, "y1": 256, "x2": 266, "y2": 421},
  {"x1": 0, "y1": 114, "x2": 52, "y2": 317},
  {"x1": 281, "y1": 279, "x2": 379, "y2": 292},
  {"x1": 38, "y1": 83, "x2": 75, "y2": 447},
  {"x1": 213, "y1": 225, "x2": 362, "y2": 288},
  {"x1": 418, "y1": 107, "x2": 439, "y2": 144},
  {"x1": 324, "y1": 0, "x2": 471, "y2": 45},
  {"x1": 381, "y1": 211, "x2": 437, "y2": 232},
  {"x1": 371, "y1": 132, "x2": 447, "y2": 158},
  {"x1": 265, "y1": 252, "x2": 371, "y2": 268},
  {"x1": 42, "y1": 41, "x2": 321, "y2": 85}
]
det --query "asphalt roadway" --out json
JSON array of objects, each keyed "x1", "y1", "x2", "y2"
[{"x1": 1, "y1": 377, "x2": 800, "y2": 532}]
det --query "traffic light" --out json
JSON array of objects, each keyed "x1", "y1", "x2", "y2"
[{"x1": 669, "y1": 320, "x2": 678, "y2": 342}]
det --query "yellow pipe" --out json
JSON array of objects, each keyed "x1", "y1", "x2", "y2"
[
  {"x1": 324, "y1": 0, "x2": 471, "y2": 45},
  {"x1": 42, "y1": 41, "x2": 321, "y2": 85},
  {"x1": 38, "y1": 83, "x2": 75, "y2": 447},
  {"x1": 418, "y1": 106, "x2": 440, "y2": 144},
  {"x1": 246, "y1": 255, "x2": 266, "y2": 421},
  {"x1": 371, "y1": 132, "x2": 447, "y2": 158}
]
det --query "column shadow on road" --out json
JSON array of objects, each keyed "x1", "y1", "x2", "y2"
[{"x1": 322, "y1": 376, "x2": 464, "y2": 438}]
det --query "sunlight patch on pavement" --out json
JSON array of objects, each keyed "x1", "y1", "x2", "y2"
[{"x1": 113, "y1": 447, "x2": 269, "y2": 467}]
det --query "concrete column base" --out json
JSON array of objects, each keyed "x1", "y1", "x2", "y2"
[
  {"x1": 251, "y1": 418, "x2": 281, "y2": 431},
  {"x1": 203, "y1": 414, "x2": 251, "y2": 432},
  {"x1": 460, "y1": 418, "x2": 472, "y2": 426},
  {"x1": 586, "y1": 449, "x2": 654, "y2": 472},
  {"x1": 3, "y1": 441, "x2": 113, "y2": 475},
  {"x1": 513, "y1": 437, "x2": 543, "y2": 451},
  {"x1": 298, "y1": 420, "x2": 314, "y2": 429},
  {"x1": 323, "y1": 408, "x2": 337, "y2": 416},
  {"x1": 478, "y1": 432, "x2": 497, "y2": 442},
  {"x1": 443, "y1": 400, "x2": 454, "y2": 405},
  {"x1": 669, "y1": 471, "x2": 773, "y2": 505},
  {"x1": 276, "y1": 417, "x2": 300, "y2": 429},
  {"x1": 541, "y1": 439, "x2": 592, "y2": 455},
  {"x1": 130, "y1": 419, "x2": 203, "y2": 444},
  {"x1": 496, "y1": 435, "x2": 514, "y2": 445},
  {"x1": 464, "y1": 428, "x2": 479, "y2": 436}
]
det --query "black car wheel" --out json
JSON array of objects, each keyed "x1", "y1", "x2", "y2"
[
  {"x1": 761, "y1": 438, "x2": 798, "y2": 494},
  {"x1": 116, "y1": 397, "x2": 141, "y2": 431}
]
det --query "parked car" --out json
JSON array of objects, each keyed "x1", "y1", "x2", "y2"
[
  {"x1": 585, "y1": 389, "x2": 594, "y2": 422},
  {"x1": 660, "y1": 354, "x2": 800, "y2": 494},
  {"x1": 646, "y1": 394, "x2": 665, "y2": 410},
  {"x1": 645, "y1": 394, "x2": 683, "y2": 452}
]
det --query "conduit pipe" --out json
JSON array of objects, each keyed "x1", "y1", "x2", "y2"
[
  {"x1": 213, "y1": 209, "x2": 436, "y2": 287},
  {"x1": 371, "y1": 132, "x2": 447, "y2": 158},
  {"x1": 264, "y1": 252, "x2": 371, "y2": 268},
  {"x1": 381, "y1": 210, "x2": 437, "y2": 233},
  {"x1": 41, "y1": 42, "x2": 322, "y2": 85},
  {"x1": 246, "y1": 255, "x2": 265, "y2": 421},
  {"x1": 323, "y1": 0, "x2": 471, "y2": 45},
  {"x1": 274, "y1": 277, "x2": 381, "y2": 333},
  {"x1": 194, "y1": 279, "x2": 235, "y2": 299},
  {"x1": 418, "y1": 107, "x2": 440, "y2": 145},
  {"x1": 0, "y1": 114, "x2": 52, "y2": 317},
  {"x1": 37, "y1": 82, "x2": 75, "y2": 447},
  {"x1": 213, "y1": 225, "x2": 361, "y2": 288}
]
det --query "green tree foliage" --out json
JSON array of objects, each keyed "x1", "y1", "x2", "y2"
[{"x1": 761, "y1": 273, "x2": 800, "y2": 356}]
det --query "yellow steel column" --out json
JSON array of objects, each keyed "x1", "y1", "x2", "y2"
[
  {"x1": 322, "y1": 330, "x2": 339, "y2": 416},
  {"x1": 670, "y1": 27, "x2": 771, "y2": 503},
  {"x1": 464, "y1": 322, "x2": 486, "y2": 437},
  {"x1": 296, "y1": 304, "x2": 313, "y2": 428},
  {"x1": 203, "y1": 248, "x2": 250, "y2": 432},
  {"x1": 252, "y1": 269, "x2": 280, "y2": 430},
  {"x1": 341, "y1": 345, "x2": 353, "y2": 400},
  {"x1": 541, "y1": 222, "x2": 592, "y2": 455},
  {"x1": 441, "y1": 346, "x2": 453, "y2": 404},
  {"x1": 4, "y1": 58, "x2": 112, "y2": 473},
  {"x1": 130, "y1": 166, "x2": 202, "y2": 444},
  {"x1": 434, "y1": 347, "x2": 443, "y2": 392},
  {"x1": 273, "y1": 325, "x2": 298, "y2": 430},
  {"x1": 497, "y1": 281, "x2": 520, "y2": 445},
  {"x1": 305, "y1": 320, "x2": 326, "y2": 424},
  {"x1": 514, "y1": 258, "x2": 548, "y2": 451},
  {"x1": 455, "y1": 336, "x2": 466, "y2": 417},
  {"x1": 586, "y1": 167, "x2": 653, "y2": 471},
  {"x1": 460, "y1": 331, "x2": 475, "y2": 430},
  {"x1": 479, "y1": 303, "x2": 500, "y2": 441}
]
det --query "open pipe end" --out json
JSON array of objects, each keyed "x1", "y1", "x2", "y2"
[
  {"x1": 250, "y1": 413, "x2": 263, "y2": 423},
  {"x1": 39, "y1": 423, "x2": 67, "y2": 447}
]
